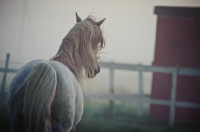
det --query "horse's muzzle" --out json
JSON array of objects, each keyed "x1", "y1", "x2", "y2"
[
  {"x1": 95, "y1": 65, "x2": 100, "y2": 75},
  {"x1": 87, "y1": 65, "x2": 100, "y2": 78}
]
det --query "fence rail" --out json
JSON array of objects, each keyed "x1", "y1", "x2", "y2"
[
  {"x1": 99, "y1": 61, "x2": 200, "y2": 126},
  {"x1": 1, "y1": 54, "x2": 200, "y2": 127}
]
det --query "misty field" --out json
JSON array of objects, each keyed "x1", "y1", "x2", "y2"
[
  {"x1": 1, "y1": 94, "x2": 200, "y2": 132},
  {"x1": 0, "y1": 69, "x2": 198, "y2": 131},
  {"x1": 76, "y1": 100, "x2": 200, "y2": 132}
]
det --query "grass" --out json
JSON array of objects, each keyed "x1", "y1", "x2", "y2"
[
  {"x1": 1, "y1": 96, "x2": 200, "y2": 132},
  {"x1": 76, "y1": 100, "x2": 200, "y2": 132},
  {"x1": 0, "y1": 94, "x2": 10, "y2": 131}
]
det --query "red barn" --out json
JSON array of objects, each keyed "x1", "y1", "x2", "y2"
[{"x1": 150, "y1": 6, "x2": 200, "y2": 121}]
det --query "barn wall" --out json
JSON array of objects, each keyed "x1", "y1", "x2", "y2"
[{"x1": 150, "y1": 6, "x2": 200, "y2": 121}]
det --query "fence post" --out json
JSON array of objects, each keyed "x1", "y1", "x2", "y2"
[
  {"x1": 109, "y1": 67, "x2": 114, "y2": 94},
  {"x1": 0, "y1": 53, "x2": 10, "y2": 111},
  {"x1": 169, "y1": 68, "x2": 178, "y2": 127},
  {"x1": 137, "y1": 70, "x2": 144, "y2": 117},
  {"x1": 109, "y1": 61, "x2": 114, "y2": 117}
]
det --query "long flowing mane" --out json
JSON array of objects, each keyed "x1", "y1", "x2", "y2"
[
  {"x1": 9, "y1": 13, "x2": 106, "y2": 132},
  {"x1": 51, "y1": 16, "x2": 105, "y2": 83}
]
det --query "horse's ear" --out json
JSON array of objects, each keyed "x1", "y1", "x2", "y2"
[
  {"x1": 76, "y1": 12, "x2": 82, "y2": 23},
  {"x1": 96, "y1": 18, "x2": 106, "y2": 26}
]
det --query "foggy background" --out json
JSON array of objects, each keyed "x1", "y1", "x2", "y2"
[{"x1": 1, "y1": 0, "x2": 200, "y2": 94}]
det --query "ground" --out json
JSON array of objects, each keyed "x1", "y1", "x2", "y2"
[
  {"x1": 1, "y1": 95, "x2": 200, "y2": 132},
  {"x1": 76, "y1": 100, "x2": 200, "y2": 132}
]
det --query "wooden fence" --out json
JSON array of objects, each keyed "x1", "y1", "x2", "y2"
[
  {"x1": 0, "y1": 54, "x2": 18, "y2": 111},
  {"x1": 97, "y1": 61, "x2": 200, "y2": 126},
  {"x1": 1, "y1": 53, "x2": 200, "y2": 127}
]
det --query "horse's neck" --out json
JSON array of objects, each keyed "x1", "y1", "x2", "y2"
[{"x1": 51, "y1": 52, "x2": 81, "y2": 83}]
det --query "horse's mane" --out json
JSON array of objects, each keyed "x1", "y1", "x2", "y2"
[{"x1": 51, "y1": 16, "x2": 105, "y2": 83}]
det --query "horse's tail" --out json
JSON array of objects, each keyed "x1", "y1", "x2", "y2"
[{"x1": 23, "y1": 62, "x2": 57, "y2": 132}]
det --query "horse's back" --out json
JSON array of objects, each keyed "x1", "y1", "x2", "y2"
[
  {"x1": 9, "y1": 60, "x2": 76, "y2": 102},
  {"x1": 9, "y1": 60, "x2": 83, "y2": 132}
]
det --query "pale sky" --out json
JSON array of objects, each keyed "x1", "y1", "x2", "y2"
[{"x1": 0, "y1": 0, "x2": 200, "y2": 64}]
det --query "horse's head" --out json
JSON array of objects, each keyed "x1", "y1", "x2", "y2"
[
  {"x1": 75, "y1": 13, "x2": 106, "y2": 78},
  {"x1": 51, "y1": 13, "x2": 106, "y2": 82}
]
